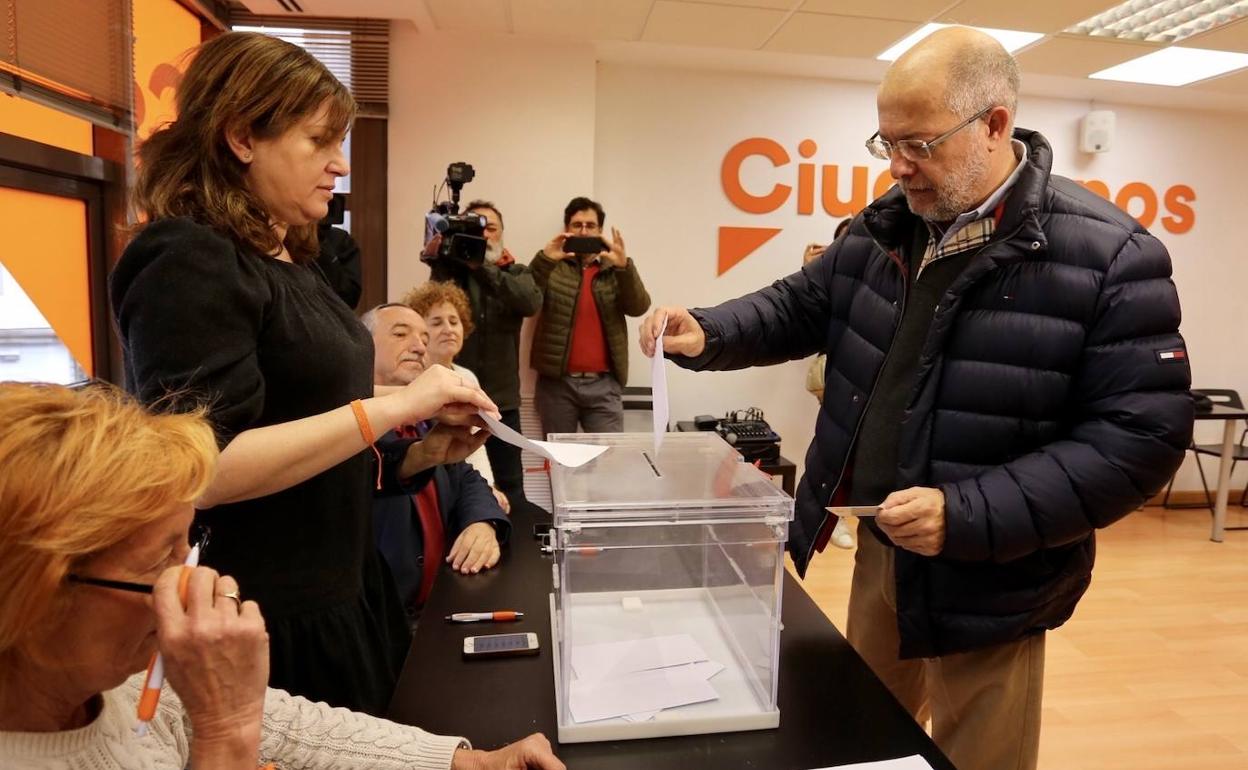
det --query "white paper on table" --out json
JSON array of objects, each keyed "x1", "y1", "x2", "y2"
[
  {"x1": 621, "y1": 658, "x2": 728, "y2": 723},
  {"x1": 477, "y1": 409, "x2": 608, "y2": 468},
  {"x1": 669, "y1": 660, "x2": 725, "y2": 680},
  {"x1": 621, "y1": 660, "x2": 724, "y2": 722},
  {"x1": 651, "y1": 315, "x2": 670, "y2": 456},
  {"x1": 568, "y1": 666, "x2": 719, "y2": 724},
  {"x1": 571, "y1": 634, "x2": 708, "y2": 681},
  {"x1": 808, "y1": 756, "x2": 934, "y2": 770}
]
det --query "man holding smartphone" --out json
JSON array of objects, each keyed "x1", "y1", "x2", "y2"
[{"x1": 530, "y1": 197, "x2": 651, "y2": 436}]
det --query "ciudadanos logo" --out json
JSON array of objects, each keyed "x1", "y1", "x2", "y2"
[{"x1": 716, "y1": 136, "x2": 1196, "y2": 277}]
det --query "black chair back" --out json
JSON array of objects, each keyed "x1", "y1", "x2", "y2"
[{"x1": 1193, "y1": 389, "x2": 1243, "y2": 410}]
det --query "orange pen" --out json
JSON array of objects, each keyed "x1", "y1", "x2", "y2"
[{"x1": 135, "y1": 543, "x2": 201, "y2": 735}]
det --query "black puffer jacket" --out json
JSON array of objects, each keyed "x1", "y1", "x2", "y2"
[{"x1": 674, "y1": 129, "x2": 1193, "y2": 657}]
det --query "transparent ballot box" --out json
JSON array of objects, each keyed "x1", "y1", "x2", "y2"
[{"x1": 548, "y1": 432, "x2": 794, "y2": 743}]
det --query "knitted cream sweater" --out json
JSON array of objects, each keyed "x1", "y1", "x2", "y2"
[{"x1": 0, "y1": 674, "x2": 468, "y2": 769}]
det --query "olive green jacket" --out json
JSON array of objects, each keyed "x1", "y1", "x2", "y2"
[{"x1": 529, "y1": 252, "x2": 650, "y2": 385}]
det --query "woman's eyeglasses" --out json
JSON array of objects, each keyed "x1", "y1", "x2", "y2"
[{"x1": 67, "y1": 525, "x2": 211, "y2": 595}]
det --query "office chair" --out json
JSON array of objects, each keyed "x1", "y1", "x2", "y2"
[{"x1": 1162, "y1": 389, "x2": 1248, "y2": 519}]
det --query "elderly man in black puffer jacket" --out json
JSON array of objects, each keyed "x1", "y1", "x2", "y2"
[{"x1": 641, "y1": 27, "x2": 1192, "y2": 770}]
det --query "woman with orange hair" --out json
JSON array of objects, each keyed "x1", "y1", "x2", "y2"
[
  {"x1": 403, "y1": 281, "x2": 510, "y2": 512},
  {"x1": 110, "y1": 31, "x2": 496, "y2": 714},
  {"x1": 0, "y1": 382, "x2": 563, "y2": 769}
]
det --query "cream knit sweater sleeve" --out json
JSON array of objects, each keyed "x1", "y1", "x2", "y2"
[
  {"x1": 252, "y1": 683, "x2": 468, "y2": 769},
  {"x1": 0, "y1": 674, "x2": 468, "y2": 770}
]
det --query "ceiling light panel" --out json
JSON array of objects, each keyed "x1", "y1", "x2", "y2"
[
  {"x1": 1066, "y1": 0, "x2": 1248, "y2": 44},
  {"x1": 1088, "y1": 44, "x2": 1248, "y2": 83},
  {"x1": 877, "y1": 22, "x2": 1045, "y2": 61}
]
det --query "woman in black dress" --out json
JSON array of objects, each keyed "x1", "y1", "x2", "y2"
[{"x1": 110, "y1": 32, "x2": 497, "y2": 714}]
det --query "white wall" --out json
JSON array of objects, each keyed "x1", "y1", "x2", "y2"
[
  {"x1": 388, "y1": 25, "x2": 599, "y2": 396},
  {"x1": 390, "y1": 30, "x2": 1246, "y2": 493}
]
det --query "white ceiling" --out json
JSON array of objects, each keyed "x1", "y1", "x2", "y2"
[{"x1": 237, "y1": 0, "x2": 1248, "y2": 111}]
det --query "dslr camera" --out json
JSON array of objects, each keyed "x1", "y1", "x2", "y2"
[{"x1": 421, "y1": 161, "x2": 487, "y2": 267}]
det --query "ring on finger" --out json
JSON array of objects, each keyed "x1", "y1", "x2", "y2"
[{"x1": 217, "y1": 589, "x2": 243, "y2": 611}]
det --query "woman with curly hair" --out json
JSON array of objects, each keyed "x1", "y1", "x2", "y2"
[{"x1": 403, "y1": 281, "x2": 510, "y2": 511}]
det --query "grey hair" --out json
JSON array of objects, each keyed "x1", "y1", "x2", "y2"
[
  {"x1": 359, "y1": 302, "x2": 408, "y2": 333},
  {"x1": 943, "y1": 40, "x2": 1019, "y2": 129}
]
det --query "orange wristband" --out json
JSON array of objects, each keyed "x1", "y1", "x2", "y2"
[{"x1": 350, "y1": 399, "x2": 383, "y2": 490}]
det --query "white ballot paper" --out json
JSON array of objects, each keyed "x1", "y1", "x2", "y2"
[
  {"x1": 477, "y1": 409, "x2": 608, "y2": 468},
  {"x1": 809, "y1": 756, "x2": 934, "y2": 770},
  {"x1": 568, "y1": 664, "x2": 719, "y2": 724},
  {"x1": 651, "y1": 315, "x2": 670, "y2": 456},
  {"x1": 621, "y1": 661, "x2": 726, "y2": 722},
  {"x1": 571, "y1": 633, "x2": 709, "y2": 681}
]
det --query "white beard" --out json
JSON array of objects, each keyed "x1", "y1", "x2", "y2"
[
  {"x1": 905, "y1": 148, "x2": 991, "y2": 223},
  {"x1": 485, "y1": 241, "x2": 504, "y2": 264}
]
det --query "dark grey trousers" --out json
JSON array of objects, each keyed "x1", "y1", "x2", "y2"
[{"x1": 534, "y1": 374, "x2": 623, "y2": 437}]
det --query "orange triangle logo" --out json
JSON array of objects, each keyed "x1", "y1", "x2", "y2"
[{"x1": 717, "y1": 226, "x2": 781, "y2": 276}]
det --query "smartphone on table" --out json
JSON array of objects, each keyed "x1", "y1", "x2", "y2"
[{"x1": 463, "y1": 632, "x2": 541, "y2": 659}]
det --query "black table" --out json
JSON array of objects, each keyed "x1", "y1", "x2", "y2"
[
  {"x1": 675, "y1": 421, "x2": 797, "y2": 496},
  {"x1": 388, "y1": 501, "x2": 954, "y2": 770},
  {"x1": 1195, "y1": 403, "x2": 1248, "y2": 541}
]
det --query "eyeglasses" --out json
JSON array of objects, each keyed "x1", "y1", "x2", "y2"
[
  {"x1": 68, "y1": 525, "x2": 211, "y2": 596},
  {"x1": 866, "y1": 106, "x2": 994, "y2": 162}
]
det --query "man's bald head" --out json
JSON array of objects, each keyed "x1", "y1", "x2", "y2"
[
  {"x1": 882, "y1": 27, "x2": 1019, "y2": 126},
  {"x1": 874, "y1": 27, "x2": 1022, "y2": 223}
]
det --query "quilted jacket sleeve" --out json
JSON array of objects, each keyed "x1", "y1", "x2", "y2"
[
  {"x1": 940, "y1": 229, "x2": 1194, "y2": 563},
  {"x1": 670, "y1": 249, "x2": 838, "y2": 371}
]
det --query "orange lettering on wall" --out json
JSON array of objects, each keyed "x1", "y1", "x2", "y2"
[
  {"x1": 873, "y1": 169, "x2": 896, "y2": 201},
  {"x1": 1078, "y1": 179, "x2": 1196, "y2": 235},
  {"x1": 721, "y1": 137, "x2": 791, "y2": 214},
  {"x1": 1115, "y1": 182, "x2": 1158, "y2": 229},
  {"x1": 1162, "y1": 184, "x2": 1196, "y2": 235},
  {"x1": 1078, "y1": 180, "x2": 1111, "y2": 199},
  {"x1": 797, "y1": 139, "x2": 817, "y2": 215},
  {"x1": 822, "y1": 165, "x2": 870, "y2": 216}
]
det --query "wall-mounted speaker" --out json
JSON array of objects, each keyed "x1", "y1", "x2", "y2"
[{"x1": 1080, "y1": 110, "x2": 1115, "y2": 153}]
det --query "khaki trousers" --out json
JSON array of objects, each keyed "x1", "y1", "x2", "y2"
[{"x1": 847, "y1": 532, "x2": 1045, "y2": 770}]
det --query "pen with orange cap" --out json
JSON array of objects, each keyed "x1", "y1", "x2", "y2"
[
  {"x1": 135, "y1": 541, "x2": 201, "y2": 736},
  {"x1": 445, "y1": 611, "x2": 523, "y2": 623}
]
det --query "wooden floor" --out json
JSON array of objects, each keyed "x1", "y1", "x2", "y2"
[{"x1": 793, "y1": 504, "x2": 1248, "y2": 770}]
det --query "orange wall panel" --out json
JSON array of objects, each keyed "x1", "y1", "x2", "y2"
[
  {"x1": 133, "y1": 0, "x2": 202, "y2": 140},
  {"x1": 0, "y1": 187, "x2": 93, "y2": 376},
  {"x1": 0, "y1": 93, "x2": 94, "y2": 155}
]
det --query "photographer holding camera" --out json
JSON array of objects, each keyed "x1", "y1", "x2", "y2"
[
  {"x1": 531, "y1": 196, "x2": 650, "y2": 436},
  {"x1": 422, "y1": 164, "x2": 540, "y2": 503}
]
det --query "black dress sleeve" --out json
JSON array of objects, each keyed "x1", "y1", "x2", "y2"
[
  {"x1": 375, "y1": 432, "x2": 435, "y2": 496},
  {"x1": 110, "y1": 218, "x2": 272, "y2": 447}
]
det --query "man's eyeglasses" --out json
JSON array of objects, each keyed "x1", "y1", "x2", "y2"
[
  {"x1": 68, "y1": 525, "x2": 211, "y2": 596},
  {"x1": 866, "y1": 106, "x2": 994, "y2": 162}
]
